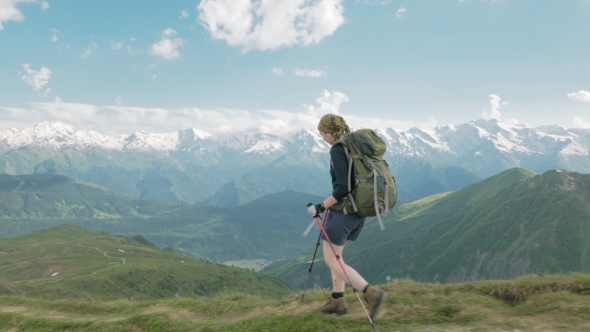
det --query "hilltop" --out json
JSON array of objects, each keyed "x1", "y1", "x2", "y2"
[
  {"x1": 0, "y1": 225, "x2": 293, "y2": 301},
  {"x1": 1, "y1": 273, "x2": 590, "y2": 331}
]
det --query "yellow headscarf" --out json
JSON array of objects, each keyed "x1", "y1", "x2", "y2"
[{"x1": 318, "y1": 114, "x2": 350, "y2": 142}]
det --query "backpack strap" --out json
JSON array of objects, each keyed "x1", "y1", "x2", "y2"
[
  {"x1": 367, "y1": 158, "x2": 386, "y2": 231},
  {"x1": 340, "y1": 142, "x2": 359, "y2": 214},
  {"x1": 332, "y1": 135, "x2": 359, "y2": 214}
]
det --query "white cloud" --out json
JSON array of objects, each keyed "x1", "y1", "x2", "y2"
[
  {"x1": 356, "y1": 0, "x2": 392, "y2": 4},
  {"x1": 116, "y1": 96, "x2": 123, "y2": 106},
  {"x1": 0, "y1": 0, "x2": 35, "y2": 30},
  {"x1": 271, "y1": 68, "x2": 283, "y2": 76},
  {"x1": 304, "y1": 90, "x2": 349, "y2": 117},
  {"x1": 197, "y1": 0, "x2": 345, "y2": 52},
  {"x1": 295, "y1": 67, "x2": 327, "y2": 78},
  {"x1": 19, "y1": 63, "x2": 51, "y2": 91},
  {"x1": 573, "y1": 117, "x2": 590, "y2": 129},
  {"x1": 0, "y1": 0, "x2": 51, "y2": 30},
  {"x1": 50, "y1": 28, "x2": 59, "y2": 42},
  {"x1": 152, "y1": 74, "x2": 157, "y2": 79},
  {"x1": 180, "y1": 9, "x2": 189, "y2": 18},
  {"x1": 482, "y1": 94, "x2": 508, "y2": 121},
  {"x1": 149, "y1": 28, "x2": 185, "y2": 60},
  {"x1": 43, "y1": 87, "x2": 50, "y2": 97},
  {"x1": 126, "y1": 45, "x2": 139, "y2": 55},
  {"x1": 1, "y1": 90, "x2": 439, "y2": 137},
  {"x1": 81, "y1": 42, "x2": 98, "y2": 59},
  {"x1": 130, "y1": 37, "x2": 136, "y2": 41},
  {"x1": 567, "y1": 90, "x2": 590, "y2": 102},
  {"x1": 110, "y1": 40, "x2": 123, "y2": 50},
  {"x1": 396, "y1": 7, "x2": 407, "y2": 18},
  {"x1": 162, "y1": 28, "x2": 176, "y2": 37}
]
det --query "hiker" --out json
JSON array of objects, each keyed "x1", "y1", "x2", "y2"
[{"x1": 307, "y1": 113, "x2": 387, "y2": 319}]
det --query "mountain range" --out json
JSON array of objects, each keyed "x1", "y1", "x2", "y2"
[
  {"x1": 1, "y1": 120, "x2": 589, "y2": 206},
  {"x1": 0, "y1": 121, "x2": 480, "y2": 206}
]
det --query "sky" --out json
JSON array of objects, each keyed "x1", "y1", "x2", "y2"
[{"x1": 0, "y1": 0, "x2": 589, "y2": 137}]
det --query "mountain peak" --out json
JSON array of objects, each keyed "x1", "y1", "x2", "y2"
[{"x1": 33, "y1": 121, "x2": 76, "y2": 133}]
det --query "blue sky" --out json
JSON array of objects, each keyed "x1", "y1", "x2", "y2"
[{"x1": 0, "y1": 0, "x2": 589, "y2": 136}]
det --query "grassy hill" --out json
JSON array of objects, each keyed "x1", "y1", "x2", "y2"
[
  {"x1": 0, "y1": 225, "x2": 293, "y2": 301},
  {"x1": 0, "y1": 174, "x2": 325, "y2": 262},
  {"x1": 0, "y1": 173, "x2": 172, "y2": 219},
  {"x1": 266, "y1": 168, "x2": 590, "y2": 288},
  {"x1": 1, "y1": 274, "x2": 590, "y2": 331}
]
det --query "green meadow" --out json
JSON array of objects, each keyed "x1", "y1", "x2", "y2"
[{"x1": 1, "y1": 274, "x2": 590, "y2": 331}]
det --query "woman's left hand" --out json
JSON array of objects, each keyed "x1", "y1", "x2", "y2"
[{"x1": 307, "y1": 203, "x2": 325, "y2": 218}]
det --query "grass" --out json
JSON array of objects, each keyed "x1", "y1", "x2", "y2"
[
  {"x1": 1, "y1": 274, "x2": 590, "y2": 331},
  {"x1": 0, "y1": 225, "x2": 294, "y2": 301}
]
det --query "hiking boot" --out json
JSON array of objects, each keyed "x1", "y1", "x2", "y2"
[
  {"x1": 363, "y1": 286, "x2": 387, "y2": 319},
  {"x1": 320, "y1": 296, "x2": 348, "y2": 315}
]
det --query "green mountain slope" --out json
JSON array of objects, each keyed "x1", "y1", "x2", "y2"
[
  {"x1": 0, "y1": 147, "x2": 227, "y2": 204},
  {"x1": 362, "y1": 169, "x2": 590, "y2": 283},
  {"x1": 201, "y1": 155, "x2": 331, "y2": 206},
  {"x1": 2, "y1": 146, "x2": 481, "y2": 208},
  {"x1": 389, "y1": 158, "x2": 481, "y2": 202},
  {"x1": 0, "y1": 225, "x2": 294, "y2": 301},
  {"x1": 264, "y1": 168, "x2": 539, "y2": 288},
  {"x1": 204, "y1": 156, "x2": 480, "y2": 207},
  {"x1": 0, "y1": 173, "x2": 172, "y2": 218},
  {"x1": 0, "y1": 174, "x2": 325, "y2": 261}
]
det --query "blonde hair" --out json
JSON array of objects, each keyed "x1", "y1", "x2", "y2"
[{"x1": 317, "y1": 114, "x2": 350, "y2": 142}]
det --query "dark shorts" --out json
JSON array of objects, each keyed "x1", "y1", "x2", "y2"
[{"x1": 320, "y1": 210, "x2": 366, "y2": 246}]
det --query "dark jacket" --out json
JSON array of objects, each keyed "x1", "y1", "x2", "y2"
[{"x1": 330, "y1": 144, "x2": 354, "y2": 202}]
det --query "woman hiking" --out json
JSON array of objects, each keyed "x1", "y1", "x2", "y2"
[{"x1": 307, "y1": 113, "x2": 387, "y2": 319}]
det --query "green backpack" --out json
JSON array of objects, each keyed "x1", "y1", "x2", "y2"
[{"x1": 330, "y1": 129, "x2": 397, "y2": 230}]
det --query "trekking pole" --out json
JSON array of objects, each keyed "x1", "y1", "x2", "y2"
[
  {"x1": 306, "y1": 204, "x2": 378, "y2": 332},
  {"x1": 300, "y1": 209, "x2": 329, "y2": 303}
]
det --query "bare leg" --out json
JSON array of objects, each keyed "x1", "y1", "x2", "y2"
[
  {"x1": 323, "y1": 240, "x2": 368, "y2": 292},
  {"x1": 331, "y1": 269, "x2": 346, "y2": 292}
]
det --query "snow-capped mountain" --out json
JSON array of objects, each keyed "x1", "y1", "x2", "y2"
[
  {"x1": 0, "y1": 122, "x2": 329, "y2": 157},
  {"x1": 1, "y1": 120, "x2": 590, "y2": 178}
]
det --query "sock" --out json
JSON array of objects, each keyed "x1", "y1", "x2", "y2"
[
  {"x1": 332, "y1": 292, "x2": 344, "y2": 299},
  {"x1": 362, "y1": 284, "x2": 370, "y2": 293}
]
